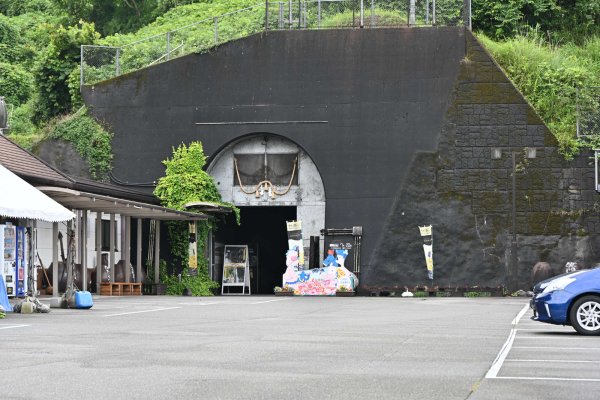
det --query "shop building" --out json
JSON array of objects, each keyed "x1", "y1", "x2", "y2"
[{"x1": 0, "y1": 135, "x2": 206, "y2": 297}]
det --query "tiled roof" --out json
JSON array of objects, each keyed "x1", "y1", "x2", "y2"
[
  {"x1": 0, "y1": 135, "x2": 72, "y2": 185},
  {"x1": 0, "y1": 135, "x2": 158, "y2": 204}
]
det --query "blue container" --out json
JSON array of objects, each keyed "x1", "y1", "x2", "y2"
[{"x1": 74, "y1": 291, "x2": 93, "y2": 309}]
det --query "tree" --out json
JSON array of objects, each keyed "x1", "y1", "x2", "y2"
[
  {"x1": 154, "y1": 141, "x2": 222, "y2": 210},
  {"x1": 32, "y1": 21, "x2": 100, "y2": 124}
]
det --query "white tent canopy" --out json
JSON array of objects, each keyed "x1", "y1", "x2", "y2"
[{"x1": 0, "y1": 163, "x2": 75, "y2": 222}]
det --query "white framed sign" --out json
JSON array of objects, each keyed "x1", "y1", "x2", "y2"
[{"x1": 221, "y1": 245, "x2": 250, "y2": 295}]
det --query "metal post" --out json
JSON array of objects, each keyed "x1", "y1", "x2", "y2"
[
  {"x1": 289, "y1": 0, "x2": 292, "y2": 29},
  {"x1": 116, "y1": 48, "x2": 121, "y2": 76},
  {"x1": 463, "y1": 0, "x2": 471, "y2": 29},
  {"x1": 265, "y1": 0, "x2": 269, "y2": 30},
  {"x1": 208, "y1": 228, "x2": 213, "y2": 280},
  {"x1": 81, "y1": 210, "x2": 87, "y2": 292},
  {"x1": 467, "y1": 0, "x2": 473, "y2": 31},
  {"x1": 154, "y1": 220, "x2": 160, "y2": 284},
  {"x1": 468, "y1": 0, "x2": 472, "y2": 30},
  {"x1": 214, "y1": 17, "x2": 219, "y2": 45},
  {"x1": 594, "y1": 149, "x2": 600, "y2": 192},
  {"x1": 426, "y1": 0, "x2": 429, "y2": 24},
  {"x1": 29, "y1": 220, "x2": 36, "y2": 297},
  {"x1": 409, "y1": 0, "x2": 416, "y2": 26},
  {"x1": 52, "y1": 222, "x2": 58, "y2": 297},
  {"x1": 96, "y1": 212, "x2": 101, "y2": 293},
  {"x1": 136, "y1": 219, "x2": 142, "y2": 283},
  {"x1": 371, "y1": 0, "x2": 375, "y2": 27},
  {"x1": 360, "y1": 0, "x2": 364, "y2": 28},
  {"x1": 125, "y1": 216, "x2": 131, "y2": 282},
  {"x1": 109, "y1": 213, "x2": 115, "y2": 282},
  {"x1": 80, "y1": 46, "x2": 84, "y2": 89},
  {"x1": 279, "y1": 2, "x2": 284, "y2": 29},
  {"x1": 318, "y1": 0, "x2": 321, "y2": 29},
  {"x1": 166, "y1": 31, "x2": 171, "y2": 61},
  {"x1": 432, "y1": 0, "x2": 436, "y2": 25},
  {"x1": 66, "y1": 220, "x2": 73, "y2": 298},
  {"x1": 510, "y1": 152, "x2": 518, "y2": 293}
]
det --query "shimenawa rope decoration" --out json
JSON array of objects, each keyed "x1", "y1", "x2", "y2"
[{"x1": 234, "y1": 157, "x2": 297, "y2": 198}]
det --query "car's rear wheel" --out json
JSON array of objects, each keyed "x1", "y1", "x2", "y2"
[{"x1": 569, "y1": 295, "x2": 600, "y2": 336}]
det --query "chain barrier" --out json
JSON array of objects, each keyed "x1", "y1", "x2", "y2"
[{"x1": 81, "y1": 0, "x2": 468, "y2": 86}]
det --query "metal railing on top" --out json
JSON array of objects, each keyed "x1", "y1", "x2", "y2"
[{"x1": 80, "y1": 0, "x2": 470, "y2": 86}]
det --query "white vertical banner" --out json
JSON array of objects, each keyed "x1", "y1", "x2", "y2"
[
  {"x1": 419, "y1": 225, "x2": 433, "y2": 280},
  {"x1": 423, "y1": 244, "x2": 433, "y2": 280}
]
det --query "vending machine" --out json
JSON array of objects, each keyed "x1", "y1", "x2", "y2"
[{"x1": 0, "y1": 224, "x2": 28, "y2": 297}]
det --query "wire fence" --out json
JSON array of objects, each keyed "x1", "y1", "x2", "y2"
[
  {"x1": 577, "y1": 86, "x2": 600, "y2": 137},
  {"x1": 81, "y1": 0, "x2": 469, "y2": 86}
]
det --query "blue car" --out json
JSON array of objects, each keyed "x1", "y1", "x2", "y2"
[{"x1": 531, "y1": 267, "x2": 600, "y2": 335}]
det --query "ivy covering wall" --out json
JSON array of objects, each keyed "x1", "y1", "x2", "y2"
[{"x1": 154, "y1": 141, "x2": 239, "y2": 296}]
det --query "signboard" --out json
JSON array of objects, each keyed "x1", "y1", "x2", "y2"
[
  {"x1": 323, "y1": 238, "x2": 355, "y2": 272},
  {"x1": 286, "y1": 220, "x2": 304, "y2": 268},
  {"x1": 221, "y1": 245, "x2": 250, "y2": 295},
  {"x1": 188, "y1": 222, "x2": 198, "y2": 276}
]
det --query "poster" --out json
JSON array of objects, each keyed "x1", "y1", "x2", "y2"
[
  {"x1": 223, "y1": 265, "x2": 245, "y2": 284},
  {"x1": 286, "y1": 220, "x2": 304, "y2": 268},
  {"x1": 423, "y1": 244, "x2": 433, "y2": 280},
  {"x1": 188, "y1": 222, "x2": 198, "y2": 276}
]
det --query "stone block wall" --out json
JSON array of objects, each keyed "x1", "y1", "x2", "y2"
[{"x1": 367, "y1": 31, "x2": 600, "y2": 290}]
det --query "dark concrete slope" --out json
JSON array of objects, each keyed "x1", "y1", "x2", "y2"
[
  {"x1": 367, "y1": 33, "x2": 596, "y2": 290},
  {"x1": 83, "y1": 27, "x2": 466, "y2": 283}
]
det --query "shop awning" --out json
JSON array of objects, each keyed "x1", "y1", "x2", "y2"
[
  {"x1": 0, "y1": 164, "x2": 75, "y2": 222},
  {"x1": 37, "y1": 186, "x2": 207, "y2": 221},
  {"x1": 184, "y1": 201, "x2": 233, "y2": 213}
]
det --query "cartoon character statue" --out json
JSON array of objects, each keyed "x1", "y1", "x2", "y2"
[
  {"x1": 322, "y1": 249, "x2": 338, "y2": 267},
  {"x1": 286, "y1": 249, "x2": 299, "y2": 271},
  {"x1": 335, "y1": 249, "x2": 348, "y2": 268}
]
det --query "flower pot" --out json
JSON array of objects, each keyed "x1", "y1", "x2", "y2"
[
  {"x1": 143, "y1": 283, "x2": 167, "y2": 295},
  {"x1": 336, "y1": 291, "x2": 355, "y2": 297},
  {"x1": 274, "y1": 291, "x2": 294, "y2": 296}
]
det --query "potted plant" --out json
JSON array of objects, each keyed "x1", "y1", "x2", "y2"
[
  {"x1": 142, "y1": 260, "x2": 167, "y2": 295},
  {"x1": 336, "y1": 286, "x2": 355, "y2": 297},
  {"x1": 274, "y1": 285, "x2": 294, "y2": 296}
]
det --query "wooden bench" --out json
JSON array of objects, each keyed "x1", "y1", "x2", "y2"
[{"x1": 100, "y1": 282, "x2": 142, "y2": 296}]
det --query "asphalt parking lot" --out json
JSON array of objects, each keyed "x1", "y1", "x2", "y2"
[
  {"x1": 472, "y1": 306, "x2": 600, "y2": 400},
  {"x1": 1, "y1": 296, "x2": 598, "y2": 399}
]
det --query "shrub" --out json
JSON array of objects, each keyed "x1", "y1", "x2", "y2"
[
  {"x1": 0, "y1": 62, "x2": 33, "y2": 106},
  {"x1": 48, "y1": 108, "x2": 113, "y2": 179}
]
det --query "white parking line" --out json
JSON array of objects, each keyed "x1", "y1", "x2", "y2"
[
  {"x1": 515, "y1": 328, "x2": 570, "y2": 331},
  {"x1": 513, "y1": 346, "x2": 600, "y2": 351},
  {"x1": 492, "y1": 376, "x2": 600, "y2": 382},
  {"x1": 485, "y1": 304, "x2": 530, "y2": 379},
  {"x1": 505, "y1": 359, "x2": 600, "y2": 364},
  {"x1": 249, "y1": 298, "x2": 293, "y2": 305},
  {"x1": 0, "y1": 324, "x2": 30, "y2": 330},
  {"x1": 104, "y1": 307, "x2": 181, "y2": 317},
  {"x1": 514, "y1": 336, "x2": 585, "y2": 340}
]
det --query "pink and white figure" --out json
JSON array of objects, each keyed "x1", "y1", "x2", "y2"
[{"x1": 281, "y1": 249, "x2": 358, "y2": 295}]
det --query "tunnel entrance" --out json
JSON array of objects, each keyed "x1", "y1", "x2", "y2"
[{"x1": 217, "y1": 206, "x2": 296, "y2": 294}]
